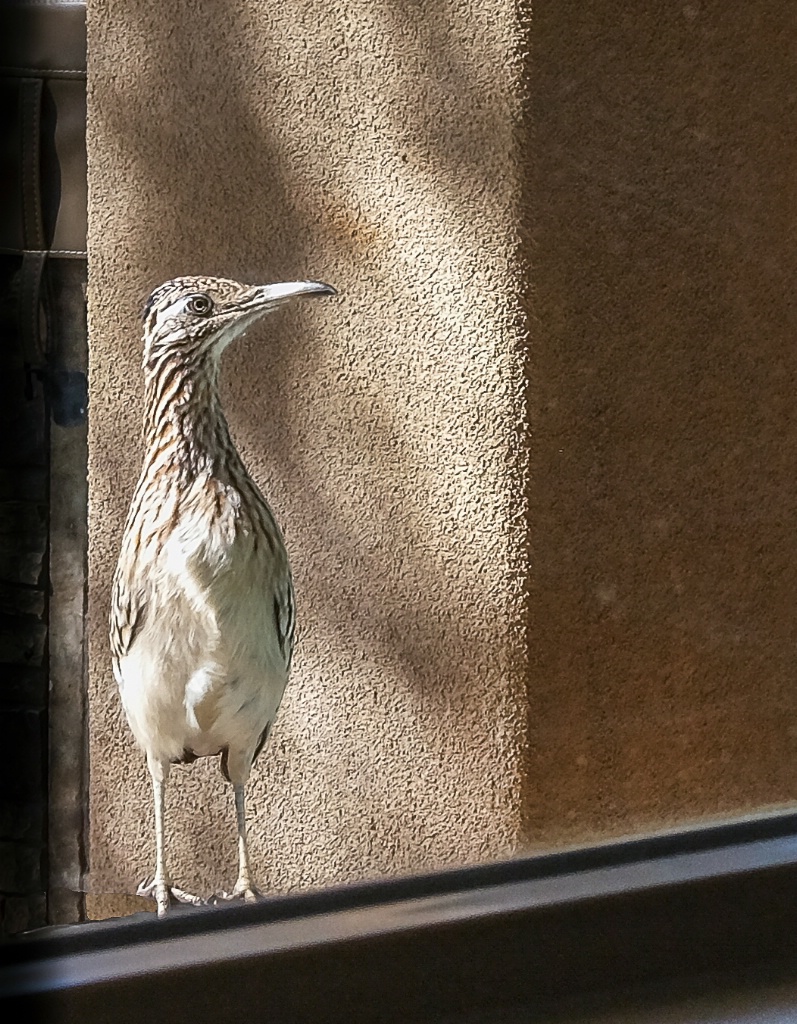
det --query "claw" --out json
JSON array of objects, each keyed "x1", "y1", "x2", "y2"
[
  {"x1": 209, "y1": 880, "x2": 262, "y2": 906},
  {"x1": 137, "y1": 877, "x2": 204, "y2": 916}
]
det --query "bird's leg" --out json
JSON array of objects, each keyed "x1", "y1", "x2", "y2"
[
  {"x1": 208, "y1": 779, "x2": 263, "y2": 905},
  {"x1": 150, "y1": 771, "x2": 172, "y2": 916},
  {"x1": 212, "y1": 784, "x2": 262, "y2": 903},
  {"x1": 136, "y1": 758, "x2": 204, "y2": 915},
  {"x1": 231, "y1": 783, "x2": 261, "y2": 902}
]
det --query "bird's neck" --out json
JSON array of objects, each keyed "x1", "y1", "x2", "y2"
[{"x1": 142, "y1": 354, "x2": 237, "y2": 479}]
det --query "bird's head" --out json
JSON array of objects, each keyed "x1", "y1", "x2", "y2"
[{"x1": 141, "y1": 275, "x2": 336, "y2": 368}]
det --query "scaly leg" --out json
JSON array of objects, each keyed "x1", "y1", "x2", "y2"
[
  {"x1": 232, "y1": 783, "x2": 261, "y2": 901},
  {"x1": 136, "y1": 758, "x2": 204, "y2": 916},
  {"x1": 212, "y1": 783, "x2": 262, "y2": 903}
]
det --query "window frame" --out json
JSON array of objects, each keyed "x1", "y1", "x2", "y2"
[{"x1": 4, "y1": 809, "x2": 797, "y2": 1021}]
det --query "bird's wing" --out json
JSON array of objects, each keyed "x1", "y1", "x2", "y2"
[
  {"x1": 109, "y1": 521, "x2": 150, "y2": 672},
  {"x1": 273, "y1": 571, "x2": 296, "y2": 673},
  {"x1": 108, "y1": 573, "x2": 145, "y2": 667},
  {"x1": 110, "y1": 471, "x2": 173, "y2": 672}
]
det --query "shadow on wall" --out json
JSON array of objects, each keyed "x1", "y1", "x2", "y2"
[
  {"x1": 522, "y1": 1, "x2": 797, "y2": 846},
  {"x1": 88, "y1": 0, "x2": 528, "y2": 895},
  {"x1": 88, "y1": 0, "x2": 797, "y2": 898},
  {"x1": 92, "y1": 0, "x2": 523, "y2": 717}
]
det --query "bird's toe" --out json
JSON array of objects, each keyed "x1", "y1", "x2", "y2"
[
  {"x1": 136, "y1": 876, "x2": 155, "y2": 898},
  {"x1": 209, "y1": 880, "x2": 262, "y2": 906},
  {"x1": 137, "y1": 877, "x2": 204, "y2": 915},
  {"x1": 170, "y1": 885, "x2": 205, "y2": 907}
]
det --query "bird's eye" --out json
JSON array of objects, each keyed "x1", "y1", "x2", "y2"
[{"x1": 186, "y1": 294, "x2": 213, "y2": 316}]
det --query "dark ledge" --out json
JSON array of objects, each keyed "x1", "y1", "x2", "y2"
[{"x1": 3, "y1": 809, "x2": 797, "y2": 1022}]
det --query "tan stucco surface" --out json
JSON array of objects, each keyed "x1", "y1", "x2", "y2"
[
  {"x1": 86, "y1": 0, "x2": 797, "y2": 914},
  {"x1": 86, "y1": 0, "x2": 529, "y2": 906},
  {"x1": 523, "y1": 2, "x2": 797, "y2": 843}
]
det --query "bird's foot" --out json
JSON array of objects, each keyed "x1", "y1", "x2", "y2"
[
  {"x1": 137, "y1": 877, "x2": 205, "y2": 917},
  {"x1": 209, "y1": 878, "x2": 263, "y2": 906}
]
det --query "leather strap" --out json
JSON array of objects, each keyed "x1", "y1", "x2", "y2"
[
  {"x1": 20, "y1": 77, "x2": 45, "y2": 251},
  {"x1": 0, "y1": 3, "x2": 87, "y2": 371},
  {"x1": 0, "y1": 2, "x2": 87, "y2": 80}
]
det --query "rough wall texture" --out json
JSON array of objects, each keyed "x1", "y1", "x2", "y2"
[
  {"x1": 524, "y1": 1, "x2": 797, "y2": 845},
  {"x1": 86, "y1": 0, "x2": 528, "y2": 907},
  {"x1": 87, "y1": 0, "x2": 797, "y2": 915}
]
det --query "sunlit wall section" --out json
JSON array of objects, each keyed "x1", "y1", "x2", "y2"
[{"x1": 86, "y1": 0, "x2": 529, "y2": 912}]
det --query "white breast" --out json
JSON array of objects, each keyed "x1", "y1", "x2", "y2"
[{"x1": 116, "y1": 494, "x2": 288, "y2": 767}]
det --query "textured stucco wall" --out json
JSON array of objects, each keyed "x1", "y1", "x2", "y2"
[
  {"x1": 87, "y1": 0, "x2": 797, "y2": 915},
  {"x1": 523, "y1": 1, "x2": 797, "y2": 845},
  {"x1": 86, "y1": 0, "x2": 529, "y2": 908}
]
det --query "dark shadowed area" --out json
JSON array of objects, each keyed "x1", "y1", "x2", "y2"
[{"x1": 523, "y1": 0, "x2": 797, "y2": 843}]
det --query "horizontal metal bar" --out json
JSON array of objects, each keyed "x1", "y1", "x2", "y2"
[{"x1": 4, "y1": 809, "x2": 797, "y2": 1020}]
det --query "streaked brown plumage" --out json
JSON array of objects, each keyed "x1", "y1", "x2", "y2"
[{"x1": 111, "y1": 274, "x2": 335, "y2": 915}]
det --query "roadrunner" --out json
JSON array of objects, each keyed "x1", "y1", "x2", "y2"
[{"x1": 110, "y1": 274, "x2": 336, "y2": 916}]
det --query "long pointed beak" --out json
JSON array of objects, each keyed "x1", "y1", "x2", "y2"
[
  {"x1": 217, "y1": 280, "x2": 336, "y2": 348},
  {"x1": 255, "y1": 280, "x2": 337, "y2": 306}
]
